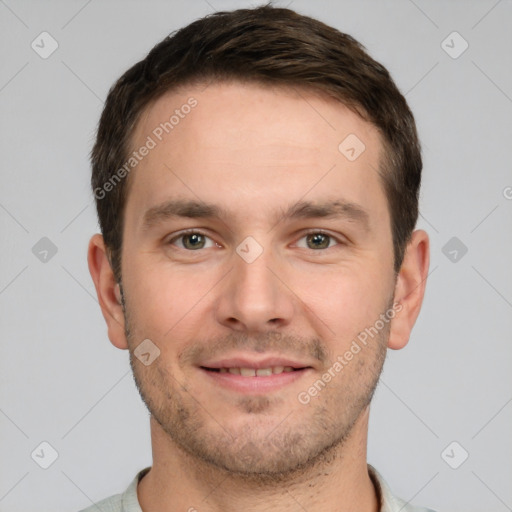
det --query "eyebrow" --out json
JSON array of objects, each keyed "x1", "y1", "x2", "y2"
[{"x1": 141, "y1": 198, "x2": 371, "y2": 232}]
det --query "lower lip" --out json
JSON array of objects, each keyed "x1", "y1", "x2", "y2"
[{"x1": 200, "y1": 368, "x2": 312, "y2": 393}]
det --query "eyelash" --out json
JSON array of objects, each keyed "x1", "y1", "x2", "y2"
[{"x1": 167, "y1": 229, "x2": 345, "y2": 251}]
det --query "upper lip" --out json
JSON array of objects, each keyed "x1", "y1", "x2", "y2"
[{"x1": 200, "y1": 355, "x2": 313, "y2": 370}]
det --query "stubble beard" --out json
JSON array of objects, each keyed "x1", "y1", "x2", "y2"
[{"x1": 122, "y1": 289, "x2": 390, "y2": 484}]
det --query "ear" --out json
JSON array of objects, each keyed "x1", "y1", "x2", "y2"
[
  {"x1": 87, "y1": 233, "x2": 128, "y2": 350},
  {"x1": 388, "y1": 229, "x2": 430, "y2": 350}
]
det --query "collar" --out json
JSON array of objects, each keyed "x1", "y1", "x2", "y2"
[{"x1": 123, "y1": 464, "x2": 433, "y2": 512}]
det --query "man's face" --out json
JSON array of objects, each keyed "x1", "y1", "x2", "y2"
[{"x1": 120, "y1": 81, "x2": 397, "y2": 478}]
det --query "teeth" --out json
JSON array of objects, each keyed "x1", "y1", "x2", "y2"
[{"x1": 215, "y1": 366, "x2": 298, "y2": 376}]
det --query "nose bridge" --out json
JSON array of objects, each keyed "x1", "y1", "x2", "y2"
[{"x1": 215, "y1": 236, "x2": 294, "y2": 331}]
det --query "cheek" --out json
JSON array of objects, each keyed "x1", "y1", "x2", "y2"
[
  {"x1": 123, "y1": 257, "x2": 220, "y2": 343},
  {"x1": 297, "y1": 262, "x2": 392, "y2": 340}
]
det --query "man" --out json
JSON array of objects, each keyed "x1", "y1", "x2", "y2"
[{"x1": 85, "y1": 5, "x2": 434, "y2": 511}]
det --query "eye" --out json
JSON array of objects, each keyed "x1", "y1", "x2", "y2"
[
  {"x1": 168, "y1": 230, "x2": 217, "y2": 250},
  {"x1": 295, "y1": 231, "x2": 342, "y2": 250}
]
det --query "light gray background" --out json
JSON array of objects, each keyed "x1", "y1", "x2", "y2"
[{"x1": 1, "y1": 1, "x2": 511, "y2": 511}]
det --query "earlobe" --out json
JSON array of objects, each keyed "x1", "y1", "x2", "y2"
[
  {"x1": 387, "y1": 229, "x2": 430, "y2": 350},
  {"x1": 87, "y1": 234, "x2": 128, "y2": 350}
]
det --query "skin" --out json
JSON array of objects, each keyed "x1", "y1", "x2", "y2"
[{"x1": 88, "y1": 81, "x2": 429, "y2": 512}]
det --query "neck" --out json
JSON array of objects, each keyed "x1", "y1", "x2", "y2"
[{"x1": 138, "y1": 407, "x2": 379, "y2": 512}]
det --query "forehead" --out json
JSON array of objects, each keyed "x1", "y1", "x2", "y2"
[{"x1": 126, "y1": 81, "x2": 388, "y2": 229}]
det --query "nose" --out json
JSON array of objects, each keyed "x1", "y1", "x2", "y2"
[{"x1": 215, "y1": 242, "x2": 295, "y2": 334}]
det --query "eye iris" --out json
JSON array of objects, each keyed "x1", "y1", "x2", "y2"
[
  {"x1": 179, "y1": 233, "x2": 331, "y2": 250},
  {"x1": 307, "y1": 233, "x2": 330, "y2": 249},
  {"x1": 183, "y1": 233, "x2": 205, "y2": 250}
]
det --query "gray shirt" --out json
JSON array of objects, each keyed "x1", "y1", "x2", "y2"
[{"x1": 78, "y1": 464, "x2": 437, "y2": 512}]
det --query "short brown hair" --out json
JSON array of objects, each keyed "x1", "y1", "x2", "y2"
[{"x1": 91, "y1": 4, "x2": 422, "y2": 282}]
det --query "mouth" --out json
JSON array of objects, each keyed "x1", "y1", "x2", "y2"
[
  {"x1": 201, "y1": 365, "x2": 304, "y2": 376},
  {"x1": 198, "y1": 356, "x2": 313, "y2": 393}
]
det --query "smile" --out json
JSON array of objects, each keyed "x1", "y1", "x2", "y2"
[{"x1": 204, "y1": 366, "x2": 299, "y2": 376}]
